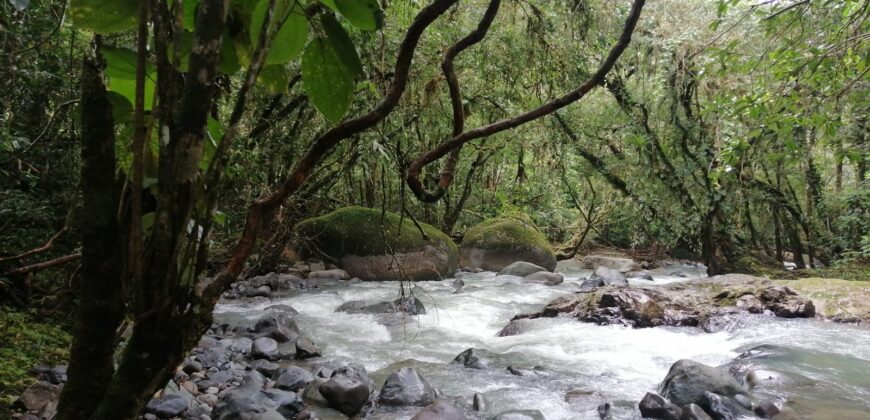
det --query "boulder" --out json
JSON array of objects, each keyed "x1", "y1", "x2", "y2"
[
  {"x1": 309, "y1": 269, "x2": 350, "y2": 280},
  {"x1": 638, "y1": 392, "x2": 682, "y2": 420},
  {"x1": 496, "y1": 319, "x2": 531, "y2": 337},
  {"x1": 335, "y1": 296, "x2": 426, "y2": 315},
  {"x1": 253, "y1": 312, "x2": 298, "y2": 343},
  {"x1": 658, "y1": 360, "x2": 747, "y2": 407},
  {"x1": 296, "y1": 207, "x2": 458, "y2": 281},
  {"x1": 251, "y1": 337, "x2": 279, "y2": 361},
  {"x1": 145, "y1": 393, "x2": 189, "y2": 418},
  {"x1": 274, "y1": 366, "x2": 314, "y2": 391},
  {"x1": 377, "y1": 367, "x2": 439, "y2": 406},
  {"x1": 411, "y1": 400, "x2": 466, "y2": 420},
  {"x1": 13, "y1": 381, "x2": 61, "y2": 416},
  {"x1": 758, "y1": 286, "x2": 815, "y2": 318},
  {"x1": 263, "y1": 304, "x2": 298, "y2": 315},
  {"x1": 212, "y1": 374, "x2": 285, "y2": 420},
  {"x1": 498, "y1": 261, "x2": 549, "y2": 276},
  {"x1": 249, "y1": 359, "x2": 280, "y2": 377},
  {"x1": 524, "y1": 271, "x2": 564, "y2": 285},
  {"x1": 589, "y1": 266, "x2": 628, "y2": 285},
  {"x1": 459, "y1": 216, "x2": 556, "y2": 272},
  {"x1": 319, "y1": 376, "x2": 370, "y2": 416},
  {"x1": 627, "y1": 270, "x2": 655, "y2": 281},
  {"x1": 578, "y1": 255, "x2": 639, "y2": 272}
]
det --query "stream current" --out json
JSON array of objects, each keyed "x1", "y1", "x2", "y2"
[{"x1": 215, "y1": 263, "x2": 870, "y2": 419}]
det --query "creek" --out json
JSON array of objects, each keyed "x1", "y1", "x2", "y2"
[{"x1": 215, "y1": 263, "x2": 870, "y2": 419}]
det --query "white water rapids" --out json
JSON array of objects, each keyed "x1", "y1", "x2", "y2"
[{"x1": 215, "y1": 263, "x2": 870, "y2": 419}]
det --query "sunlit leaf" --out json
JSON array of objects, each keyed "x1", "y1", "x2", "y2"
[{"x1": 335, "y1": 0, "x2": 383, "y2": 31}]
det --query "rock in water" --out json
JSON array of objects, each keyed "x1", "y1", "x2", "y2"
[
  {"x1": 308, "y1": 269, "x2": 350, "y2": 280},
  {"x1": 681, "y1": 404, "x2": 714, "y2": 420},
  {"x1": 452, "y1": 348, "x2": 496, "y2": 369},
  {"x1": 472, "y1": 392, "x2": 487, "y2": 411},
  {"x1": 498, "y1": 261, "x2": 549, "y2": 276},
  {"x1": 578, "y1": 255, "x2": 640, "y2": 272},
  {"x1": 459, "y1": 216, "x2": 556, "y2": 272},
  {"x1": 701, "y1": 392, "x2": 754, "y2": 420},
  {"x1": 296, "y1": 207, "x2": 458, "y2": 281},
  {"x1": 319, "y1": 376, "x2": 370, "y2": 416},
  {"x1": 638, "y1": 392, "x2": 682, "y2": 420},
  {"x1": 411, "y1": 400, "x2": 466, "y2": 420},
  {"x1": 377, "y1": 367, "x2": 439, "y2": 406},
  {"x1": 274, "y1": 366, "x2": 314, "y2": 391},
  {"x1": 658, "y1": 360, "x2": 747, "y2": 407},
  {"x1": 524, "y1": 271, "x2": 564, "y2": 285},
  {"x1": 251, "y1": 337, "x2": 280, "y2": 361},
  {"x1": 589, "y1": 266, "x2": 628, "y2": 285},
  {"x1": 491, "y1": 409, "x2": 546, "y2": 420}
]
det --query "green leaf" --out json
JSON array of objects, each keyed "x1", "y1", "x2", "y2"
[
  {"x1": 106, "y1": 91, "x2": 133, "y2": 123},
  {"x1": 320, "y1": 0, "x2": 338, "y2": 11},
  {"x1": 101, "y1": 47, "x2": 156, "y2": 110},
  {"x1": 322, "y1": 13, "x2": 363, "y2": 78},
  {"x1": 257, "y1": 64, "x2": 291, "y2": 92},
  {"x1": 183, "y1": 0, "x2": 199, "y2": 31},
  {"x1": 70, "y1": 0, "x2": 138, "y2": 34},
  {"x1": 335, "y1": 0, "x2": 383, "y2": 31},
  {"x1": 250, "y1": 0, "x2": 309, "y2": 65},
  {"x1": 302, "y1": 37, "x2": 354, "y2": 122}
]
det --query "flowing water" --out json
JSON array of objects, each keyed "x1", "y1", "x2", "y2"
[{"x1": 215, "y1": 263, "x2": 870, "y2": 419}]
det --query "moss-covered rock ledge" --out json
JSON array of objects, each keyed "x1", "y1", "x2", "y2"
[
  {"x1": 295, "y1": 206, "x2": 458, "y2": 281},
  {"x1": 460, "y1": 216, "x2": 556, "y2": 272}
]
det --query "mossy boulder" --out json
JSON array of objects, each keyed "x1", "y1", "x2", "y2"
[
  {"x1": 459, "y1": 216, "x2": 556, "y2": 272},
  {"x1": 295, "y1": 207, "x2": 458, "y2": 281}
]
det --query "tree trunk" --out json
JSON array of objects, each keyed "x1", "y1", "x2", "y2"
[{"x1": 56, "y1": 48, "x2": 125, "y2": 420}]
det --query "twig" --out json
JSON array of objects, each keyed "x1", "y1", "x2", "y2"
[
  {"x1": 0, "y1": 227, "x2": 68, "y2": 263},
  {"x1": 1, "y1": 253, "x2": 82, "y2": 277}
]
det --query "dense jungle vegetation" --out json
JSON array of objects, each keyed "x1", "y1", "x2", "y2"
[{"x1": 0, "y1": 0, "x2": 867, "y2": 419}]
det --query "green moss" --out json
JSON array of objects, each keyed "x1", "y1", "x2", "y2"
[
  {"x1": 775, "y1": 277, "x2": 870, "y2": 321},
  {"x1": 296, "y1": 206, "x2": 457, "y2": 262},
  {"x1": 463, "y1": 216, "x2": 553, "y2": 255},
  {"x1": 0, "y1": 309, "x2": 71, "y2": 412}
]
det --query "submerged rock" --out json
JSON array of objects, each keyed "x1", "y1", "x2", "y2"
[
  {"x1": 491, "y1": 409, "x2": 546, "y2": 420},
  {"x1": 377, "y1": 367, "x2": 439, "y2": 406},
  {"x1": 578, "y1": 255, "x2": 640, "y2": 272},
  {"x1": 498, "y1": 261, "x2": 549, "y2": 276},
  {"x1": 589, "y1": 266, "x2": 628, "y2": 285},
  {"x1": 296, "y1": 206, "x2": 458, "y2": 281},
  {"x1": 411, "y1": 400, "x2": 467, "y2": 420},
  {"x1": 524, "y1": 271, "x2": 564, "y2": 285},
  {"x1": 452, "y1": 348, "x2": 496, "y2": 369},
  {"x1": 459, "y1": 216, "x2": 556, "y2": 272}
]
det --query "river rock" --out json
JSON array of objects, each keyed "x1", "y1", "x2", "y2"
[
  {"x1": 319, "y1": 376, "x2": 371, "y2": 416},
  {"x1": 335, "y1": 296, "x2": 427, "y2": 316},
  {"x1": 754, "y1": 400, "x2": 780, "y2": 417},
  {"x1": 145, "y1": 393, "x2": 189, "y2": 418},
  {"x1": 627, "y1": 270, "x2": 655, "y2": 281},
  {"x1": 473, "y1": 393, "x2": 487, "y2": 411},
  {"x1": 378, "y1": 367, "x2": 439, "y2": 406},
  {"x1": 274, "y1": 366, "x2": 314, "y2": 391},
  {"x1": 680, "y1": 404, "x2": 713, "y2": 420},
  {"x1": 580, "y1": 278, "x2": 606, "y2": 290},
  {"x1": 14, "y1": 381, "x2": 61, "y2": 416},
  {"x1": 459, "y1": 216, "x2": 556, "y2": 272},
  {"x1": 589, "y1": 266, "x2": 628, "y2": 285},
  {"x1": 524, "y1": 271, "x2": 564, "y2": 285},
  {"x1": 251, "y1": 337, "x2": 280, "y2": 361},
  {"x1": 701, "y1": 391, "x2": 754, "y2": 419},
  {"x1": 498, "y1": 261, "x2": 549, "y2": 276},
  {"x1": 263, "y1": 304, "x2": 299, "y2": 315},
  {"x1": 296, "y1": 207, "x2": 458, "y2": 281},
  {"x1": 758, "y1": 286, "x2": 815, "y2": 318},
  {"x1": 579, "y1": 255, "x2": 639, "y2": 272},
  {"x1": 411, "y1": 400, "x2": 466, "y2": 420},
  {"x1": 452, "y1": 348, "x2": 496, "y2": 369},
  {"x1": 496, "y1": 319, "x2": 531, "y2": 337},
  {"x1": 639, "y1": 392, "x2": 682, "y2": 420},
  {"x1": 491, "y1": 409, "x2": 546, "y2": 420},
  {"x1": 249, "y1": 359, "x2": 280, "y2": 377},
  {"x1": 309, "y1": 269, "x2": 350, "y2": 280},
  {"x1": 659, "y1": 360, "x2": 747, "y2": 407},
  {"x1": 197, "y1": 348, "x2": 229, "y2": 369},
  {"x1": 254, "y1": 311, "x2": 298, "y2": 343}
]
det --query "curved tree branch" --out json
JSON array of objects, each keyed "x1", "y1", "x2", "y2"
[
  {"x1": 414, "y1": 0, "x2": 502, "y2": 202},
  {"x1": 198, "y1": 0, "x2": 461, "y2": 302},
  {"x1": 406, "y1": 0, "x2": 646, "y2": 201}
]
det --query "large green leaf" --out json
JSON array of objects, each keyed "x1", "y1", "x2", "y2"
[
  {"x1": 302, "y1": 37, "x2": 354, "y2": 122},
  {"x1": 321, "y1": 13, "x2": 363, "y2": 78},
  {"x1": 335, "y1": 0, "x2": 383, "y2": 31},
  {"x1": 102, "y1": 46, "x2": 156, "y2": 110},
  {"x1": 183, "y1": 0, "x2": 200, "y2": 31},
  {"x1": 257, "y1": 64, "x2": 291, "y2": 92},
  {"x1": 250, "y1": 0, "x2": 309, "y2": 65},
  {"x1": 70, "y1": 0, "x2": 138, "y2": 34}
]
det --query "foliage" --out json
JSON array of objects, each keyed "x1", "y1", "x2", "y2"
[{"x1": 0, "y1": 309, "x2": 71, "y2": 411}]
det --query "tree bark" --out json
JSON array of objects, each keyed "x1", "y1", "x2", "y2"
[{"x1": 56, "y1": 46, "x2": 125, "y2": 420}]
